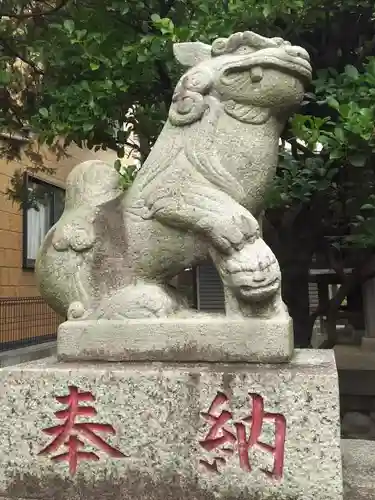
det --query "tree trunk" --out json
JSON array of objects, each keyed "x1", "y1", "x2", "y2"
[
  {"x1": 281, "y1": 264, "x2": 312, "y2": 347},
  {"x1": 137, "y1": 133, "x2": 151, "y2": 164},
  {"x1": 263, "y1": 214, "x2": 316, "y2": 347}
]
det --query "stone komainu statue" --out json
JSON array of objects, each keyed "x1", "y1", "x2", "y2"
[{"x1": 36, "y1": 31, "x2": 311, "y2": 321}]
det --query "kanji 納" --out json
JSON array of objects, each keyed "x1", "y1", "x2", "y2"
[{"x1": 199, "y1": 391, "x2": 286, "y2": 479}]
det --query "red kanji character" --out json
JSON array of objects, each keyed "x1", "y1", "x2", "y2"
[
  {"x1": 38, "y1": 385, "x2": 125, "y2": 475},
  {"x1": 199, "y1": 392, "x2": 236, "y2": 473},
  {"x1": 234, "y1": 393, "x2": 286, "y2": 479},
  {"x1": 51, "y1": 436, "x2": 99, "y2": 476}
]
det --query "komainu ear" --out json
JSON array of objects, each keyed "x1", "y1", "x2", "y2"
[{"x1": 173, "y1": 42, "x2": 212, "y2": 67}]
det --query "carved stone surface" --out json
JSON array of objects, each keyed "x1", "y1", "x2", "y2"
[
  {"x1": 36, "y1": 160, "x2": 128, "y2": 319},
  {"x1": 36, "y1": 31, "x2": 312, "y2": 359},
  {"x1": 0, "y1": 351, "x2": 342, "y2": 500}
]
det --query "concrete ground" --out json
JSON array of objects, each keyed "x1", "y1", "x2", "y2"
[
  {"x1": 342, "y1": 439, "x2": 375, "y2": 500},
  {"x1": 0, "y1": 341, "x2": 56, "y2": 368}
]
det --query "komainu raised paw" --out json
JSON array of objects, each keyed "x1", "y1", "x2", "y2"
[
  {"x1": 197, "y1": 207, "x2": 260, "y2": 254},
  {"x1": 143, "y1": 181, "x2": 260, "y2": 255}
]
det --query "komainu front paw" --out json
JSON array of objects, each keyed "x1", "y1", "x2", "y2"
[{"x1": 197, "y1": 207, "x2": 260, "y2": 254}]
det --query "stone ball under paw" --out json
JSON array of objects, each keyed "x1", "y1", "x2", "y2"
[{"x1": 67, "y1": 301, "x2": 87, "y2": 320}]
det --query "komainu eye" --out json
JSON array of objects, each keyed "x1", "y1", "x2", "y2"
[{"x1": 237, "y1": 46, "x2": 252, "y2": 54}]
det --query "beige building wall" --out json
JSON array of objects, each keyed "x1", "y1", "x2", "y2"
[{"x1": 0, "y1": 142, "x2": 118, "y2": 297}]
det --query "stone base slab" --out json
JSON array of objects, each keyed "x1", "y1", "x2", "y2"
[
  {"x1": 57, "y1": 316, "x2": 293, "y2": 363},
  {"x1": 0, "y1": 350, "x2": 342, "y2": 500}
]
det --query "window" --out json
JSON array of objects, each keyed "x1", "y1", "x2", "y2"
[{"x1": 22, "y1": 173, "x2": 65, "y2": 269}]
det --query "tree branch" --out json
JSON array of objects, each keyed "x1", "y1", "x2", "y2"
[
  {"x1": 280, "y1": 202, "x2": 305, "y2": 232},
  {"x1": 0, "y1": 0, "x2": 69, "y2": 19},
  {"x1": 125, "y1": 140, "x2": 141, "y2": 154},
  {"x1": 159, "y1": 0, "x2": 176, "y2": 17},
  {"x1": 262, "y1": 215, "x2": 281, "y2": 254},
  {"x1": 155, "y1": 61, "x2": 173, "y2": 106},
  {"x1": 289, "y1": 137, "x2": 316, "y2": 158},
  {"x1": 0, "y1": 37, "x2": 44, "y2": 75}
]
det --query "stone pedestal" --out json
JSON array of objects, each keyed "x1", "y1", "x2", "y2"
[
  {"x1": 57, "y1": 316, "x2": 293, "y2": 363},
  {"x1": 0, "y1": 350, "x2": 342, "y2": 500}
]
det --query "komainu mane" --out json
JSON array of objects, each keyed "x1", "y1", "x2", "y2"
[{"x1": 36, "y1": 31, "x2": 312, "y2": 322}]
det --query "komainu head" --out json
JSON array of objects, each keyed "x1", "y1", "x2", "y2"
[{"x1": 169, "y1": 31, "x2": 312, "y2": 126}]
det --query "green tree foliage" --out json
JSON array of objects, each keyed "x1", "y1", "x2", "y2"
[
  {"x1": 2, "y1": 0, "x2": 369, "y2": 159},
  {"x1": 0, "y1": 0, "x2": 321, "y2": 158},
  {"x1": 1, "y1": 0, "x2": 375, "y2": 346},
  {"x1": 266, "y1": 53, "x2": 375, "y2": 347}
]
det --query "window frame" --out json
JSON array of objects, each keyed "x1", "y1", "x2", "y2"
[{"x1": 22, "y1": 172, "x2": 65, "y2": 270}]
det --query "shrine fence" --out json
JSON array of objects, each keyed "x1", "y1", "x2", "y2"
[{"x1": 0, "y1": 297, "x2": 64, "y2": 352}]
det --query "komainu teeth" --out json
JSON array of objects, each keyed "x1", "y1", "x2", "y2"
[{"x1": 250, "y1": 66, "x2": 263, "y2": 82}]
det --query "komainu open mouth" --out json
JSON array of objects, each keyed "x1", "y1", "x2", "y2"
[{"x1": 237, "y1": 279, "x2": 279, "y2": 300}]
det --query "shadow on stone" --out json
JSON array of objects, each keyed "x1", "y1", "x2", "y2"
[{"x1": 5, "y1": 471, "x2": 299, "y2": 500}]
